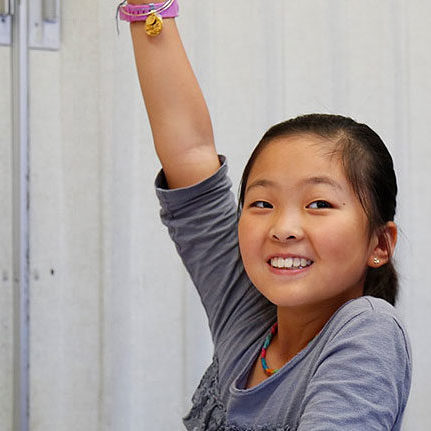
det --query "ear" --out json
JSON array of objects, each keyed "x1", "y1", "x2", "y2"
[{"x1": 368, "y1": 221, "x2": 397, "y2": 268}]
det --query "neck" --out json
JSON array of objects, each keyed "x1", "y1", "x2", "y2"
[{"x1": 273, "y1": 300, "x2": 348, "y2": 362}]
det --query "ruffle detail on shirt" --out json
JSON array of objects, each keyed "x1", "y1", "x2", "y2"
[
  {"x1": 183, "y1": 356, "x2": 227, "y2": 431},
  {"x1": 225, "y1": 425, "x2": 293, "y2": 431},
  {"x1": 183, "y1": 357, "x2": 295, "y2": 431}
]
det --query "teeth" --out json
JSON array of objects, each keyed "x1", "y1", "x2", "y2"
[{"x1": 270, "y1": 257, "x2": 312, "y2": 269}]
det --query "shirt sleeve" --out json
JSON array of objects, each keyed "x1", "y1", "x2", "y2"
[
  {"x1": 297, "y1": 309, "x2": 412, "y2": 431},
  {"x1": 155, "y1": 156, "x2": 272, "y2": 346}
]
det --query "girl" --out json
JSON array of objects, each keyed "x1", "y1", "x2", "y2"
[{"x1": 119, "y1": 1, "x2": 412, "y2": 429}]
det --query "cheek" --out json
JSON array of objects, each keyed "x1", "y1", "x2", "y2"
[
  {"x1": 238, "y1": 217, "x2": 253, "y2": 255},
  {"x1": 238, "y1": 215, "x2": 263, "y2": 264},
  {"x1": 316, "y1": 218, "x2": 370, "y2": 263},
  {"x1": 237, "y1": 216, "x2": 245, "y2": 245}
]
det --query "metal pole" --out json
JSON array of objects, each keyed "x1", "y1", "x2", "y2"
[{"x1": 11, "y1": 0, "x2": 30, "y2": 429}]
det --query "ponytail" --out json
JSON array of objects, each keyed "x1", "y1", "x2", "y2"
[{"x1": 364, "y1": 261, "x2": 398, "y2": 306}]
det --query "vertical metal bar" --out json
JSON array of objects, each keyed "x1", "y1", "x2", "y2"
[{"x1": 11, "y1": 0, "x2": 30, "y2": 430}]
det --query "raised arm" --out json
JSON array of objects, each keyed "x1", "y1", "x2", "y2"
[{"x1": 128, "y1": 1, "x2": 220, "y2": 189}]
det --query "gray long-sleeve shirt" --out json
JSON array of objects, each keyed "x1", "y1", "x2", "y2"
[{"x1": 155, "y1": 157, "x2": 412, "y2": 431}]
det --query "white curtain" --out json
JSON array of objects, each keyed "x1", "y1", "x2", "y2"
[{"x1": 0, "y1": 0, "x2": 429, "y2": 429}]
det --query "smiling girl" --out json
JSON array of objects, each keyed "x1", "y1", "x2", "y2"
[{"x1": 119, "y1": 1, "x2": 412, "y2": 429}]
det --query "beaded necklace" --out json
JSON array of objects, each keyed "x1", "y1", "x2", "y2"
[{"x1": 261, "y1": 322, "x2": 279, "y2": 376}]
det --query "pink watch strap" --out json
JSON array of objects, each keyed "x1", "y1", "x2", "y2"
[{"x1": 119, "y1": 0, "x2": 179, "y2": 23}]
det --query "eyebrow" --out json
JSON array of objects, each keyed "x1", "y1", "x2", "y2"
[
  {"x1": 245, "y1": 176, "x2": 343, "y2": 194},
  {"x1": 302, "y1": 176, "x2": 343, "y2": 190}
]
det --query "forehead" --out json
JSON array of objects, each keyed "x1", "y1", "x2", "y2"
[{"x1": 248, "y1": 135, "x2": 345, "y2": 185}]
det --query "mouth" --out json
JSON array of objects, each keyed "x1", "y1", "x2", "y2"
[{"x1": 268, "y1": 256, "x2": 314, "y2": 270}]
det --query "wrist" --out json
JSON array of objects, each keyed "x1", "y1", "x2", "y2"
[{"x1": 118, "y1": 0, "x2": 179, "y2": 36}]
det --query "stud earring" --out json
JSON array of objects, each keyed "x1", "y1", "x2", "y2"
[{"x1": 373, "y1": 257, "x2": 380, "y2": 265}]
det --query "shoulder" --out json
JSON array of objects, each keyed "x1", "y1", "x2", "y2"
[
  {"x1": 321, "y1": 296, "x2": 412, "y2": 372},
  {"x1": 333, "y1": 295, "x2": 402, "y2": 320},
  {"x1": 298, "y1": 298, "x2": 412, "y2": 430},
  {"x1": 331, "y1": 296, "x2": 409, "y2": 343}
]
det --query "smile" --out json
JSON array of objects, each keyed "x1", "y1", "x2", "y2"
[{"x1": 269, "y1": 257, "x2": 313, "y2": 270}]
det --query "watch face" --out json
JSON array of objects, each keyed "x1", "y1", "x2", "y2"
[{"x1": 145, "y1": 13, "x2": 163, "y2": 36}]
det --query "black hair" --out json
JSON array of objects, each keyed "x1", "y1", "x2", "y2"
[{"x1": 238, "y1": 113, "x2": 398, "y2": 305}]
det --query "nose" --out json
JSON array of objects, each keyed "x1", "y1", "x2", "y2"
[
  {"x1": 269, "y1": 212, "x2": 304, "y2": 242},
  {"x1": 272, "y1": 232, "x2": 297, "y2": 241}
]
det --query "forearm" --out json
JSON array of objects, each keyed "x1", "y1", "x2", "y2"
[{"x1": 129, "y1": 2, "x2": 219, "y2": 188}]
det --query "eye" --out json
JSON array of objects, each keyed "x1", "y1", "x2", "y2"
[
  {"x1": 251, "y1": 200, "x2": 273, "y2": 209},
  {"x1": 307, "y1": 200, "x2": 332, "y2": 209}
]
